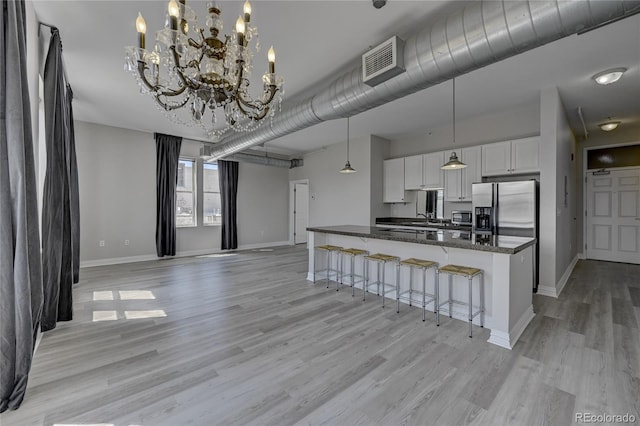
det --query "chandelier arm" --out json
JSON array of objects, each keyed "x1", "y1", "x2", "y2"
[
  {"x1": 170, "y1": 46, "x2": 202, "y2": 91},
  {"x1": 137, "y1": 61, "x2": 158, "y2": 92},
  {"x1": 154, "y1": 93, "x2": 190, "y2": 111}
]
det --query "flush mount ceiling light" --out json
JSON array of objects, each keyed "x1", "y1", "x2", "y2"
[
  {"x1": 442, "y1": 77, "x2": 467, "y2": 170},
  {"x1": 592, "y1": 68, "x2": 627, "y2": 85},
  {"x1": 125, "y1": 0, "x2": 284, "y2": 140},
  {"x1": 599, "y1": 121, "x2": 621, "y2": 131},
  {"x1": 339, "y1": 117, "x2": 356, "y2": 174}
]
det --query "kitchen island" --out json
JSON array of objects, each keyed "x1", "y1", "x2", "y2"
[{"x1": 307, "y1": 225, "x2": 536, "y2": 350}]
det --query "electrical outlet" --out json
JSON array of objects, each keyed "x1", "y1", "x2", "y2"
[
  {"x1": 99, "y1": 240, "x2": 105, "y2": 247},
  {"x1": 124, "y1": 240, "x2": 130, "y2": 246}
]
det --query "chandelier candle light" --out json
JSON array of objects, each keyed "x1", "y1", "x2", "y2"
[{"x1": 125, "y1": 0, "x2": 284, "y2": 139}]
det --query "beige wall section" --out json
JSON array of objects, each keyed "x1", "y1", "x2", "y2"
[
  {"x1": 389, "y1": 101, "x2": 540, "y2": 158},
  {"x1": 75, "y1": 122, "x2": 290, "y2": 264},
  {"x1": 538, "y1": 87, "x2": 578, "y2": 296},
  {"x1": 289, "y1": 135, "x2": 387, "y2": 227}
]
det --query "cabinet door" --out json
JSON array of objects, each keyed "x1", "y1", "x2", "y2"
[
  {"x1": 511, "y1": 136, "x2": 540, "y2": 174},
  {"x1": 422, "y1": 152, "x2": 445, "y2": 189},
  {"x1": 404, "y1": 154, "x2": 423, "y2": 190},
  {"x1": 383, "y1": 158, "x2": 406, "y2": 203},
  {"x1": 481, "y1": 141, "x2": 511, "y2": 176},
  {"x1": 444, "y1": 149, "x2": 462, "y2": 201},
  {"x1": 461, "y1": 146, "x2": 482, "y2": 200}
]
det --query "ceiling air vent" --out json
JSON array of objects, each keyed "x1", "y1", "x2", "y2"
[{"x1": 362, "y1": 36, "x2": 405, "y2": 87}]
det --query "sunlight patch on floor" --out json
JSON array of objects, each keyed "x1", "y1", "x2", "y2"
[
  {"x1": 124, "y1": 310, "x2": 167, "y2": 319},
  {"x1": 119, "y1": 290, "x2": 155, "y2": 300},
  {"x1": 92, "y1": 311, "x2": 118, "y2": 322},
  {"x1": 93, "y1": 291, "x2": 114, "y2": 301}
]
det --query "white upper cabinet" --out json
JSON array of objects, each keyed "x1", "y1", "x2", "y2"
[
  {"x1": 383, "y1": 158, "x2": 406, "y2": 203},
  {"x1": 404, "y1": 154, "x2": 424, "y2": 190},
  {"x1": 422, "y1": 151, "x2": 445, "y2": 189},
  {"x1": 444, "y1": 146, "x2": 481, "y2": 202},
  {"x1": 481, "y1": 137, "x2": 539, "y2": 176}
]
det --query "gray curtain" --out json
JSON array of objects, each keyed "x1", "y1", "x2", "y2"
[
  {"x1": 0, "y1": 0, "x2": 44, "y2": 412},
  {"x1": 66, "y1": 85, "x2": 80, "y2": 284},
  {"x1": 155, "y1": 133, "x2": 182, "y2": 257},
  {"x1": 41, "y1": 27, "x2": 77, "y2": 331},
  {"x1": 219, "y1": 160, "x2": 238, "y2": 250}
]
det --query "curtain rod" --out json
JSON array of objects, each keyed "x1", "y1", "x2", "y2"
[{"x1": 38, "y1": 22, "x2": 70, "y2": 87}]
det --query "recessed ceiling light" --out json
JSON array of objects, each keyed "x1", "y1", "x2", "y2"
[
  {"x1": 592, "y1": 68, "x2": 627, "y2": 85},
  {"x1": 599, "y1": 121, "x2": 621, "y2": 131}
]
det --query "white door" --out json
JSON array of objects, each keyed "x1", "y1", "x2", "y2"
[
  {"x1": 294, "y1": 183, "x2": 309, "y2": 244},
  {"x1": 586, "y1": 168, "x2": 640, "y2": 264}
]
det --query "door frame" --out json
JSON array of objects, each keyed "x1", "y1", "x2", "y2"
[
  {"x1": 289, "y1": 179, "x2": 309, "y2": 245},
  {"x1": 582, "y1": 141, "x2": 640, "y2": 260}
]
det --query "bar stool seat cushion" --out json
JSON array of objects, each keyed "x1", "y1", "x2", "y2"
[
  {"x1": 400, "y1": 258, "x2": 437, "y2": 268},
  {"x1": 340, "y1": 248, "x2": 369, "y2": 256},
  {"x1": 439, "y1": 264, "x2": 482, "y2": 277},
  {"x1": 316, "y1": 245, "x2": 343, "y2": 251},
  {"x1": 365, "y1": 253, "x2": 400, "y2": 262}
]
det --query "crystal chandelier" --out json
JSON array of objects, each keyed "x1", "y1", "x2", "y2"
[{"x1": 124, "y1": 0, "x2": 284, "y2": 139}]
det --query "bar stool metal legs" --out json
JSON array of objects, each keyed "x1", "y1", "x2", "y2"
[
  {"x1": 363, "y1": 253, "x2": 400, "y2": 308},
  {"x1": 438, "y1": 264, "x2": 484, "y2": 337},
  {"x1": 397, "y1": 258, "x2": 439, "y2": 322},
  {"x1": 313, "y1": 245, "x2": 343, "y2": 287},
  {"x1": 338, "y1": 248, "x2": 369, "y2": 296}
]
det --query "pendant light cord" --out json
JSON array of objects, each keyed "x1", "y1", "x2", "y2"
[
  {"x1": 452, "y1": 77, "x2": 456, "y2": 144},
  {"x1": 346, "y1": 117, "x2": 350, "y2": 161}
]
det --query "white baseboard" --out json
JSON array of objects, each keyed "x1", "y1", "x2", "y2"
[
  {"x1": 536, "y1": 254, "x2": 579, "y2": 298},
  {"x1": 80, "y1": 240, "x2": 291, "y2": 268},
  {"x1": 487, "y1": 306, "x2": 535, "y2": 350},
  {"x1": 578, "y1": 252, "x2": 586, "y2": 260},
  {"x1": 555, "y1": 254, "x2": 579, "y2": 297},
  {"x1": 306, "y1": 272, "x2": 315, "y2": 282}
]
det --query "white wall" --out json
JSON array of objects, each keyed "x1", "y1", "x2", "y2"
[
  {"x1": 288, "y1": 134, "x2": 387, "y2": 226},
  {"x1": 538, "y1": 87, "x2": 578, "y2": 296},
  {"x1": 389, "y1": 101, "x2": 540, "y2": 158},
  {"x1": 75, "y1": 121, "x2": 289, "y2": 264}
]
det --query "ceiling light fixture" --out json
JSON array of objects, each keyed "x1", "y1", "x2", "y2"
[
  {"x1": 125, "y1": 0, "x2": 284, "y2": 140},
  {"x1": 599, "y1": 120, "x2": 621, "y2": 131},
  {"x1": 592, "y1": 68, "x2": 627, "y2": 85},
  {"x1": 339, "y1": 117, "x2": 356, "y2": 174},
  {"x1": 442, "y1": 77, "x2": 467, "y2": 170}
]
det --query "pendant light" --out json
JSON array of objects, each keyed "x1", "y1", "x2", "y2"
[
  {"x1": 442, "y1": 77, "x2": 467, "y2": 170},
  {"x1": 339, "y1": 117, "x2": 356, "y2": 173}
]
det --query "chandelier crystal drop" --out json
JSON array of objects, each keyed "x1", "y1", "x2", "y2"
[{"x1": 124, "y1": 0, "x2": 284, "y2": 140}]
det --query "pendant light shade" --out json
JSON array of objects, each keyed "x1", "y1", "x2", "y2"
[
  {"x1": 441, "y1": 77, "x2": 466, "y2": 170},
  {"x1": 339, "y1": 117, "x2": 356, "y2": 173},
  {"x1": 441, "y1": 151, "x2": 467, "y2": 170}
]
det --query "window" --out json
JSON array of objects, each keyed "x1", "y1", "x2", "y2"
[
  {"x1": 176, "y1": 158, "x2": 196, "y2": 227},
  {"x1": 203, "y1": 163, "x2": 221, "y2": 225}
]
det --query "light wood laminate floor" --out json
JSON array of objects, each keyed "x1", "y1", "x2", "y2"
[{"x1": 2, "y1": 246, "x2": 639, "y2": 425}]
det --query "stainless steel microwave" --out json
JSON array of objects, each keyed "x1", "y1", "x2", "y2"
[{"x1": 451, "y1": 210, "x2": 472, "y2": 226}]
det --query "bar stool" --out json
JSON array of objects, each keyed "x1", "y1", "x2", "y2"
[
  {"x1": 338, "y1": 248, "x2": 369, "y2": 296},
  {"x1": 438, "y1": 264, "x2": 484, "y2": 337},
  {"x1": 363, "y1": 253, "x2": 400, "y2": 308},
  {"x1": 314, "y1": 245, "x2": 343, "y2": 288},
  {"x1": 397, "y1": 258, "x2": 439, "y2": 322}
]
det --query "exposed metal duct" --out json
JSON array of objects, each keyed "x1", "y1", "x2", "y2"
[
  {"x1": 223, "y1": 152, "x2": 303, "y2": 169},
  {"x1": 208, "y1": 0, "x2": 640, "y2": 160}
]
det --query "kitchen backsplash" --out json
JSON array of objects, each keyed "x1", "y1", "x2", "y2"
[{"x1": 389, "y1": 199, "x2": 472, "y2": 219}]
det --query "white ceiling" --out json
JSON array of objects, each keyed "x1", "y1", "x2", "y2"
[{"x1": 32, "y1": 1, "x2": 640, "y2": 157}]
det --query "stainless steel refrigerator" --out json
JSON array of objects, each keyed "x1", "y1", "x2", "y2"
[{"x1": 472, "y1": 180, "x2": 539, "y2": 291}]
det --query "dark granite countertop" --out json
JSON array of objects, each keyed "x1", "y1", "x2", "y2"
[
  {"x1": 375, "y1": 217, "x2": 472, "y2": 231},
  {"x1": 307, "y1": 225, "x2": 535, "y2": 254}
]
